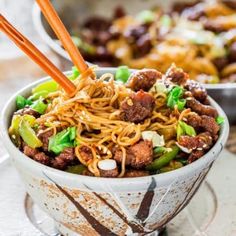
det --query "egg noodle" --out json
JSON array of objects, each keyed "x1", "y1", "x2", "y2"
[{"x1": 36, "y1": 69, "x2": 191, "y2": 177}]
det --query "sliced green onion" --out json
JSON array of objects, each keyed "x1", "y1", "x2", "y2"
[
  {"x1": 48, "y1": 127, "x2": 77, "y2": 155},
  {"x1": 32, "y1": 80, "x2": 58, "y2": 94},
  {"x1": 167, "y1": 86, "x2": 186, "y2": 111},
  {"x1": 22, "y1": 115, "x2": 36, "y2": 126},
  {"x1": 72, "y1": 66, "x2": 80, "y2": 78},
  {"x1": 72, "y1": 36, "x2": 83, "y2": 47},
  {"x1": 19, "y1": 118, "x2": 42, "y2": 148},
  {"x1": 16, "y1": 95, "x2": 32, "y2": 109},
  {"x1": 30, "y1": 98, "x2": 47, "y2": 114},
  {"x1": 28, "y1": 90, "x2": 49, "y2": 101},
  {"x1": 154, "y1": 146, "x2": 172, "y2": 155},
  {"x1": 69, "y1": 126, "x2": 77, "y2": 140},
  {"x1": 68, "y1": 66, "x2": 81, "y2": 81},
  {"x1": 216, "y1": 116, "x2": 224, "y2": 125},
  {"x1": 115, "y1": 66, "x2": 131, "y2": 84},
  {"x1": 177, "y1": 123, "x2": 184, "y2": 140},
  {"x1": 176, "y1": 99, "x2": 186, "y2": 110},
  {"x1": 146, "y1": 146, "x2": 179, "y2": 171},
  {"x1": 160, "y1": 15, "x2": 172, "y2": 28},
  {"x1": 9, "y1": 115, "x2": 22, "y2": 147},
  {"x1": 72, "y1": 36, "x2": 96, "y2": 54},
  {"x1": 16, "y1": 95, "x2": 27, "y2": 109},
  {"x1": 178, "y1": 121, "x2": 196, "y2": 137},
  {"x1": 136, "y1": 10, "x2": 155, "y2": 23}
]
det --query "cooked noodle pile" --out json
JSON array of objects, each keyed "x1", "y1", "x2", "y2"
[
  {"x1": 9, "y1": 65, "x2": 221, "y2": 177},
  {"x1": 36, "y1": 71, "x2": 181, "y2": 177}
]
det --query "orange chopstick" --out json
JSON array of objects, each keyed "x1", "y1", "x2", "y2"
[
  {"x1": 36, "y1": 0, "x2": 88, "y2": 73},
  {"x1": 0, "y1": 14, "x2": 76, "y2": 96}
]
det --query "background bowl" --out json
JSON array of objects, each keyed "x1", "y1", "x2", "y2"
[
  {"x1": 1, "y1": 68, "x2": 229, "y2": 236},
  {"x1": 32, "y1": 0, "x2": 236, "y2": 124}
]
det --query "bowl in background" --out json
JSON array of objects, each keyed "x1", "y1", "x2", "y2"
[
  {"x1": 0, "y1": 68, "x2": 229, "y2": 235},
  {"x1": 32, "y1": 0, "x2": 236, "y2": 124}
]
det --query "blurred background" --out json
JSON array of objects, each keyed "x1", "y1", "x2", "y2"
[{"x1": 0, "y1": 0, "x2": 63, "y2": 159}]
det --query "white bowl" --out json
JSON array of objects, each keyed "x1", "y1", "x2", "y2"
[{"x1": 0, "y1": 68, "x2": 229, "y2": 235}]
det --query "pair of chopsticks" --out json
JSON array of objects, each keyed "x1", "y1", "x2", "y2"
[{"x1": 0, "y1": 0, "x2": 88, "y2": 96}]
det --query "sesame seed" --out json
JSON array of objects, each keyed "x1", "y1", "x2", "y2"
[{"x1": 127, "y1": 99, "x2": 133, "y2": 106}]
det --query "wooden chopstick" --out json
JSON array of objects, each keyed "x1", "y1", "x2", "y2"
[
  {"x1": 0, "y1": 14, "x2": 76, "y2": 96},
  {"x1": 36, "y1": 0, "x2": 88, "y2": 73}
]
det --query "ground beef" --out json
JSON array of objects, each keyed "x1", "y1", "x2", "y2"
[
  {"x1": 201, "y1": 115, "x2": 220, "y2": 136},
  {"x1": 186, "y1": 97, "x2": 218, "y2": 118},
  {"x1": 212, "y1": 57, "x2": 228, "y2": 71},
  {"x1": 23, "y1": 143, "x2": 50, "y2": 165},
  {"x1": 203, "y1": 20, "x2": 225, "y2": 33},
  {"x1": 99, "y1": 168, "x2": 119, "y2": 178},
  {"x1": 95, "y1": 46, "x2": 115, "y2": 60},
  {"x1": 124, "y1": 170, "x2": 149, "y2": 177},
  {"x1": 113, "y1": 6, "x2": 126, "y2": 19},
  {"x1": 80, "y1": 29, "x2": 113, "y2": 47},
  {"x1": 178, "y1": 132, "x2": 213, "y2": 151},
  {"x1": 228, "y1": 42, "x2": 236, "y2": 62},
  {"x1": 23, "y1": 145, "x2": 38, "y2": 158},
  {"x1": 14, "y1": 106, "x2": 40, "y2": 118},
  {"x1": 120, "y1": 90, "x2": 155, "y2": 123},
  {"x1": 171, "y1": 1, "x2": 200, "y2": 13},
  {"x1": 79, "y1": 145, "x2": 93, "y2": 163},
  {"x1": 187, "y1": 113, "x2": 219, "y2": 137},
  {"x1": 51, "y1": 147, "x2": 75, "y2": 170},
  {"x1": 37, "y1": 129, "x2": 54, "y2": 152},
  {"x1": 124, "y1": 25, "x2": 148, "y2": 43},
  {"x1": 135, "y1": 34, "x2": 152, "y2": 57},
  {"x1": 182, "y1": 4, "x2": 205, "y2": 21},
  {"x1": 188, "y1": 150, "x2": 205, "y2": 163},
  {"x1": 113, "y1": 140, "x2": 153, "y2": 169},
  {"x1": 185, "y1": 80, "x2": 207, "y2": 102},
  {"x1": 165, "y1": 65, "x2": 189, "y2": 85},
  {"x1": 83, "y1": 16, "x2": 111, "y2": 32},
  {"x1": 127, "y1": 69, "x2": 162, "y2": 92},
  {"x1": 34, "y1": 152, "x2": 50, "y2": 165},
  {"x1": 186, "y1": 113, "x2": 202, "y2": 129},
  {"x1": 222, "y1": 0, "x2": 236, "y2": 9},
  {"x1": 95, "y1": 32, "x2": 112, "y2": 45}
]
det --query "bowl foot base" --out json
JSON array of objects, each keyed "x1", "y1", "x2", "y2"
[{"x1": 55, "y1": 222, "x2": 79, "y2": 236}]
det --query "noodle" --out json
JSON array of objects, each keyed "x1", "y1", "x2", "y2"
[
  {"x1": 9, "y1": 62, "x2": 222, "y2": 177},
  {"x1": 36, "y1": 69, "x2": 178, "y2": 176}
]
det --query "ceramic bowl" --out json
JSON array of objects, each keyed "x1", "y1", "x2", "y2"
[{"x1": 0, "y1": 68, "x2": 229, "y2": 236}]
